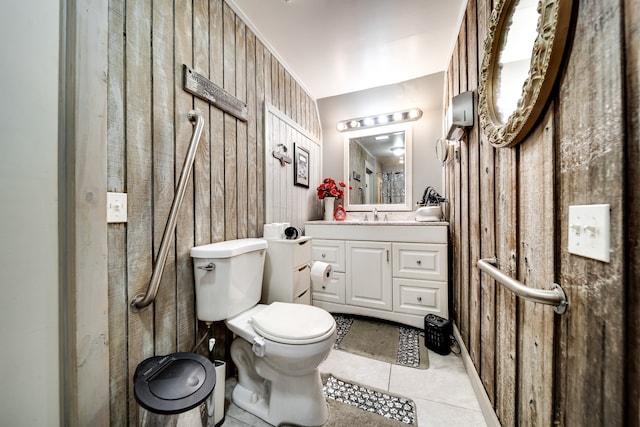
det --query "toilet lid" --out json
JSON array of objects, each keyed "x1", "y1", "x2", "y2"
[{"x1": 250, "y1": 302, "x2": 336, "y2": 344}]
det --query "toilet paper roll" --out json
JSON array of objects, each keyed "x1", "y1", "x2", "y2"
[
  {"x1": 311, "y1": 261, "x2": 333, "y2": 287},
  {"x1": 263, "y1": 223, "x2": 280, "y2": 240},
  {"x1": 284, "y1": 226, "x2": 302, "y2": 240},
  {"x1": 213, "y1": 361, "x2": 225, "y2": 425},
  {"x1": 263, "y1": 222, "x2": 291, "y2": 240},
  {"x1": 277, "y1": 223, "x2": 289, "y2": 238}
]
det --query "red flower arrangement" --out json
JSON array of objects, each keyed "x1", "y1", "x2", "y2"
[{"x1": 316, "y1": 178, "x2": 350, "y2": 200}]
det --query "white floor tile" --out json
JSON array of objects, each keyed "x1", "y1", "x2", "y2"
[
  {"x1": 319, "y1": 348, "x2": 391, "y2": 391},
  {"x1": 414, "y1": 397, "x2": 487, "y2": 427},
  {"x1": 389, "y1": 352, "x2": 481, "y2": 411},
  {"x1": 426, "y1": 349, "x2": 466, "y2": 370},
  {"x1": 222, "y1": 344, "x2": 489, "y2": 426}
]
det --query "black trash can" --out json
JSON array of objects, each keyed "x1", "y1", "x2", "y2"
[
  {"x1": 424, "y1": 314, "x2": 452, "y2": 355},
  {"x1": 134, "y1": 352, "x2": 216, "y2": 426}
]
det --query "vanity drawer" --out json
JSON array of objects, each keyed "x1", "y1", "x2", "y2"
[
  {"x1": 392, "y1": 243, "x2": 447, "y2": 281},
  {"x1": 311, "y1": 271, "x2": 345, "y2": 304},
  {"x1": 393, "y1": 278, "x2": 447, "y2": 318},
  {"x1": 311, "y1": 239, "x2": 346, "y2": 272}
]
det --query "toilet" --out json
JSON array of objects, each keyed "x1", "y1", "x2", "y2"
[{"x1": 191, "y1": 238, "x2": 336, "y2": 427}]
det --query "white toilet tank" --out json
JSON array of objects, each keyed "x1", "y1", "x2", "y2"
[{"x1": 191, "y1": 238, "x2": 268, "y2": 322}]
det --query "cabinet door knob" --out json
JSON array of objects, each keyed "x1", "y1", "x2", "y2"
[
  {"x1": 417, "y1": 296, "x2": 422, "y2": 302},
  {"x1": 321, "y1": 253, "x2": 326, "y2": 258},
  {"x1": 416, "y1": 260, "x2": 422, "y2": 265},
  {"x1": 322, "y1": 285, "x2": 326, "y2": 290}
]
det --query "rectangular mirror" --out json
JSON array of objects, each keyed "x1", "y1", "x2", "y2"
[{"x1": 343, "y1": 123, "x2": 413, "y2": 211}]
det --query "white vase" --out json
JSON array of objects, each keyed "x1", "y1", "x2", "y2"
[{"x1": 323, "y1": 197, "x2": 336, "y2": 221}]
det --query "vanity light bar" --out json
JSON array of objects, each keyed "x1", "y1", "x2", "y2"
[{"x1": 336, "y1": 108, "x2": 423, "y2": 132}]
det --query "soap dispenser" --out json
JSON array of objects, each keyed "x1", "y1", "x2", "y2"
[{"x1": 334, "y1": 203, "x2": 346, "y2": 221}]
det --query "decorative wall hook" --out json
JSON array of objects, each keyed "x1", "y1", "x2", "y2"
[{"x1": 272, "y1": 144, "x2": 292, "y2": 167}]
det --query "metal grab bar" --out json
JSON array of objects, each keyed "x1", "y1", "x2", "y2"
[
  {"x1": 477, "y1": 257, "x2": 568, "y2": 314},
  {"x1": 130, "y1": 110, "x2": 205, "y2": 312}
]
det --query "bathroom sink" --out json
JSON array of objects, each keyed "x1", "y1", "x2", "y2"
[{"x1": 415, "y1": 205, "x2": 442, "y2": 222}]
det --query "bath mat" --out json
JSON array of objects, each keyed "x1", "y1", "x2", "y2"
[
  {"x1": 333, "y1": 314, "x2": 429, "y2": 369},
  {"x1": 321, "y1": 374, "x2": 416, "y2": 425}
]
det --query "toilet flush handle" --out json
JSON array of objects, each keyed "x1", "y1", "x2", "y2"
[{"x1": 197, "y1": 262, "x2": 216, "y2": 272}]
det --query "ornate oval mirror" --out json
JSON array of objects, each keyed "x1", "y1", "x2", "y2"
[{"x1": 478, "y1": 0, "x2": 573, "y2": 148}]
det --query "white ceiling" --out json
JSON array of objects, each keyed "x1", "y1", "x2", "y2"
[{"x1": 230, "y1": 0, "x2": 468, "y2": 99}]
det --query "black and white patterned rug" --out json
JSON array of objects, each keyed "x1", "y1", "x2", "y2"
[
  {"x1": 333, "y1": 314, "x2": 428, "y2": 369},
  {"x1": 323, "y1": 375, "x2": 417, "y2": 425}
]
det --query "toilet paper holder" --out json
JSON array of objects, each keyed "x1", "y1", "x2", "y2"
[{"x1": 310, "y1": 261, "x2": 333, "y2": 289}]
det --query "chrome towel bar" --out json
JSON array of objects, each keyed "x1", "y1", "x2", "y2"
[
  {"x1": 130, "y1": 110, "x2": 205, "y2": 312},
  {"x1": 477, "y1": 257, "x2": 568, "y2": 314}
]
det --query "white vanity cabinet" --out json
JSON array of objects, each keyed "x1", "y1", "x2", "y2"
[
  {"x1": 262, "y1": 237, "x2": 312, "y2": 304},
  {"x1": 306, "y1": 221, "x2": 448, "y2": 329}
]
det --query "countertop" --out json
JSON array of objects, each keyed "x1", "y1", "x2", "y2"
[{"x1": 305, "y1": 220, "x2": 449, "y2": 226}]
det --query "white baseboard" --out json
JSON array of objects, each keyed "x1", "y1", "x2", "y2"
[{"x1": 453, "y1": 325, "x2": 502, "y2": 427}]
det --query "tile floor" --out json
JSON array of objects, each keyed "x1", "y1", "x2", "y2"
[{"x1": 219, "y1": 347, "x2": 487, "y2": 427}]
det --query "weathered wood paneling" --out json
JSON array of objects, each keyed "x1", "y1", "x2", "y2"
[
  {"x1": 246, "y1": 31, "x2": 258, "y2": 238},
  {"x1": 517, "y1": 109, "x2": 555, "y2": 425},
  {"x1": 106, "y1": 1, "x2": 322, "y2": 424},
  {"x1": 555, "y1": 0, "x2": 626, "y2": 423},
  {"x1": 223, "y1": 3, "x2": 238, "y2": 241},
  {"x1": 210, "y1": 0, "x2": 225, "y2": 244},
  {"x1": 107, "y1": 0, "x2": 127, "y2": 424},
  {"x1": 446, "y1": 0, "x2": 633, "y2": 425},
  {"x1": 493, "y1": 142, "x2": 518, "y2": 427},
  {"x1": 153, "y1": 0, "x2": 178, "y2": 359},
  {"x1": 174, "y1": 0, "x2": 196, "y2": 357},
  {"x1": 625, "y1": 0, "x2": 640, "y2": 423},
  {"x1": 124, "y1": 0, "x2": 154, "y2": 423},
  {"x1": 458, "y1": 15, "x2": 472, "y2": 357},
  {"x1": 236, "y1": 18, "x2": 249, "y2": 239},
  {"x1": 477, "y1": 0, "x2": 497, "y2": 406}
]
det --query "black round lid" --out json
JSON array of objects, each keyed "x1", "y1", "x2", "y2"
[{"x1": 134, "y1": 352, "x2": 216, "y2": 415}]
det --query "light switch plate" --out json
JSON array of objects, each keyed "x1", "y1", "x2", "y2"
[
  {"x1": 107, "y1": 192, "x2": 127, "y2": 223},
  {"x1": 568, "y1": 204, "x2": 610, "y2": 262}
]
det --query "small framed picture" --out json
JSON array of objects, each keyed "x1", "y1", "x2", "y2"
[{"x1": 294, "y1": 143, "x2": 310, "y2": 188}]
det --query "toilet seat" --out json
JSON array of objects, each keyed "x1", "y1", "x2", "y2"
[{"x1": 250, "y1": 302, "x2": 335, "y2": 345}]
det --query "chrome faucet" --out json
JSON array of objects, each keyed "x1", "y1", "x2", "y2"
[{"x1": 372, "y1": 207, "x2": 379, "y2": 221}]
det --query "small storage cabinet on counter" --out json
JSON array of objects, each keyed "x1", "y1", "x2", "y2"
[{"x1": 262, "y1": 236, "x2": 312, "y2": 304}]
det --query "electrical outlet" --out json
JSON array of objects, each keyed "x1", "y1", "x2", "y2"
[
  {"x1": 107, "y1": 192, "x2": 127, "y2": 223},
  {"x1": 568, "y1": 204, "x2": 610, "y2": 262}
]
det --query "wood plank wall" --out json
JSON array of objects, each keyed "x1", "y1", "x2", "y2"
[
  {"x1": 264, "y1": 103, "x2": 322, "y2": 227},
  {"x1": 445, "y1": 0, "x2": 637, "y2": 425},
  {"x1": 106, "y1": 1, "x2": 320, "y2": 424}
]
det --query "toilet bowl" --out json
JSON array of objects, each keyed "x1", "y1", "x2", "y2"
[
  {"x1": 227, "y1": 303, "x2": 336, "y2": 426},
  {"x1": 191, "y1": 238, "x2": 336, "y2": 426}
]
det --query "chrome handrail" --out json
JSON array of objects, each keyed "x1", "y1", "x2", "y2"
[
  {"x1": 130, "y1": 110, "x2": 205, "y2": 312},
  {"x1": 477, "y1": 257, "x2": 568, "y2": 314}
]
